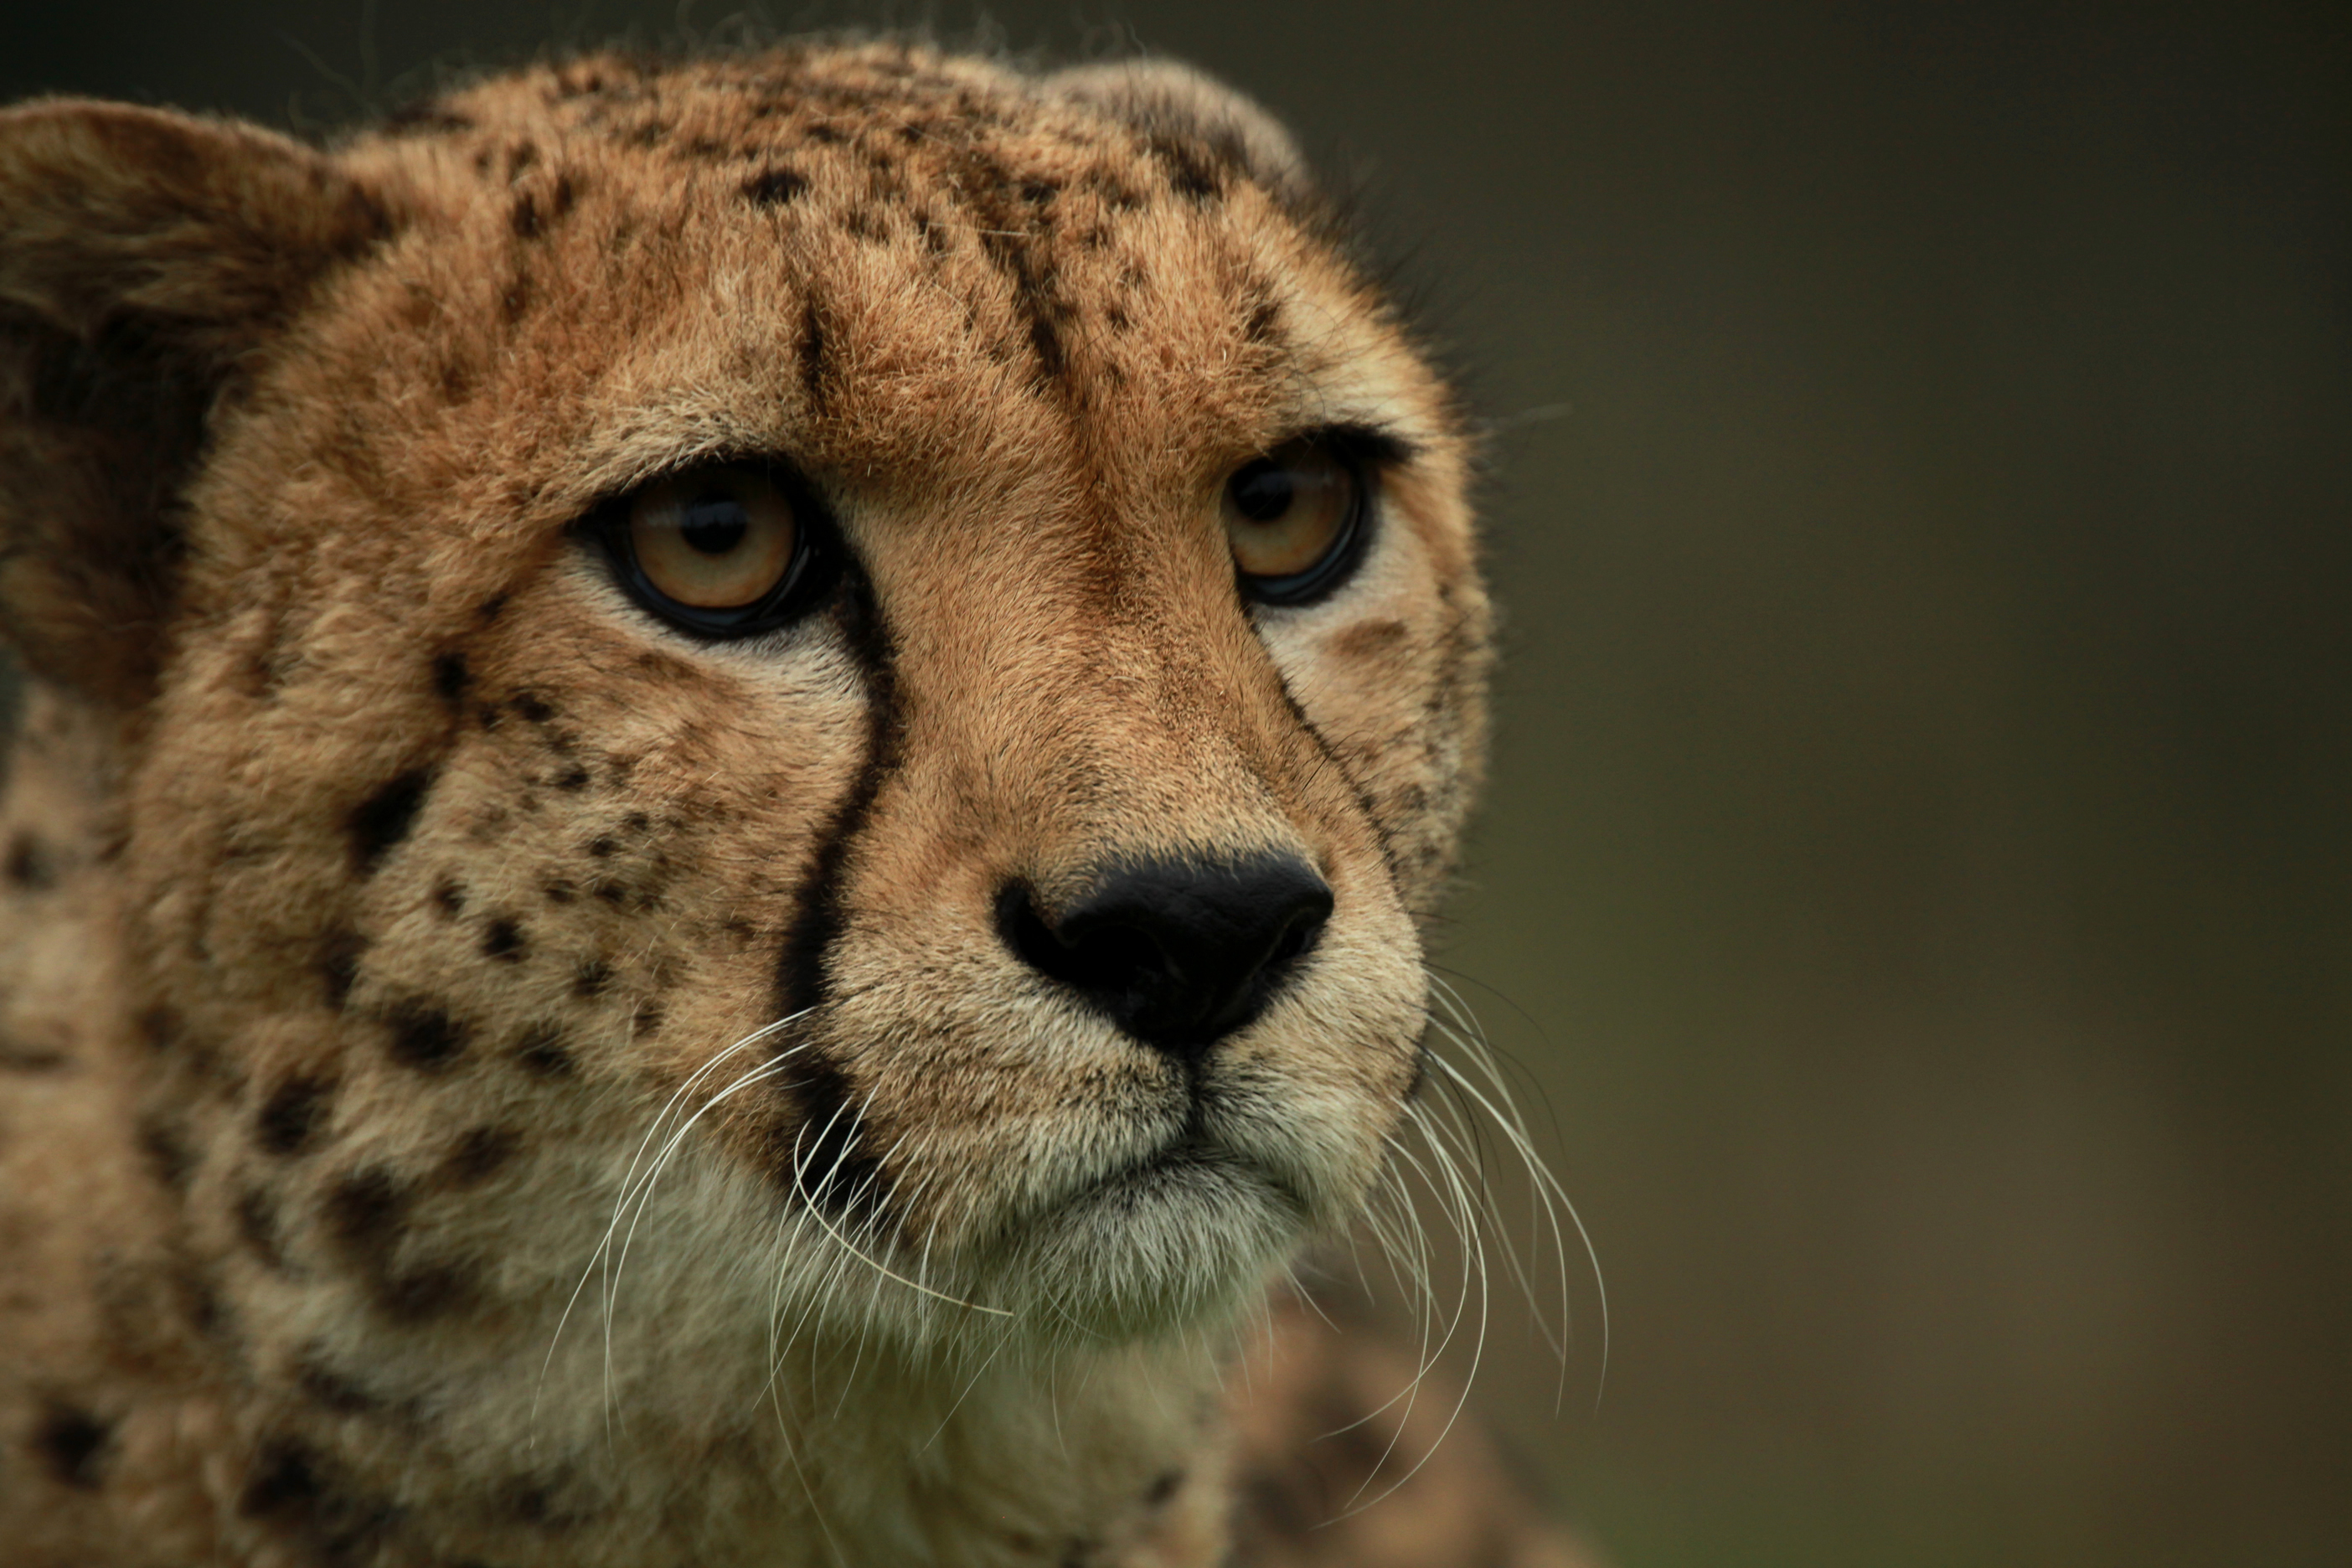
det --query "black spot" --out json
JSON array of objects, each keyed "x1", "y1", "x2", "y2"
[
  {"x1": 235, "y1": 1186, "x2": 289, "y2": 1270},
  {"x1": 137, "y1": 1006, "x2": 181, "y2": 1053},
  {"x1": 0, "y1": 1034, "x2": 66, "y2": 1071},
  {"x1": 622, "y1": 810, "x2": 651, "y2": 834},
  {"x1": 385, "y1": 1003, "x2": 468, "y2": 1071},
  {"x1": 512, "y1": 690, "x2": 555, "y2": 724},
  {"x1": 481, "y1": 917, "x2": 526, "y2": 963},
  {"x1": 258, "y1": 1075, "x2": 334, "y2": 1156},
  {"x1": 5, "y1": 830, "x2": 55, "y2": 890},
  {"x1": 506, "y1": 141, "x2": 539, "y2": 177},
  {"x1": 240, "y1": 1438, "x2": 322, "y2": 1516},
  {"x1": 431, "y1": 651, "x2": 469, "y2": 703},
  {"x1": 35, "y1": 1403, "x2": 111, "y2": 1488},
  {"x1": 1243, "y1": 297, "x2": 1282, "y2": 345},
  {"x1": 513, "y1": 1022, "x2": 575, "y2": 1078},
  {"x1": 1150, "y1": 134, "x2": 1226, "y2": 201},
  {"x1": 554, "y1": 764, "x2": 591, "y2": 791},
  {"x1": 433, "y1": 877, "x2": 467, "y2": 917},
  {"x1": 586, "y1": 835, "x2": 616, "y2": 859},
  {"x1": 323, "y1": 1167, "x2": 405, "y2": 1261},
  {"x1": 377, "y1": 1262, "x2": 477, "y2": 1323},
  {"x1": 571, "y1": 958, "x2": 612, "y2": 998},
  {"x1": 511, "y1": 193, "x2": 541, "y2": 239},
  {"x1": 543, "y1": 878, "x2": 575, "y2": 905},
  {"x1": 1028, "y1": 314, "x2": 1065, "y2": 381},
  {"x1": 296, "y1": 1350, "x2": 384, "y2": 1416},
  {"x1": 591, "y1": 878, "x2": 628, "y2": 906},
  {"x1": 381, "y1": 103, "x2": 474, "y2": 137},
  {"x1": 320, "y1": 928, "x2": 364, "y2": 1009},
  {"x1": 501, "y1": 271, "x2": 532, "y2": 324},
  {"x1": 631, "y1": 1004, "x2": 664, "y2": 1039},
  {"x1": 349, "y1": 769, "x2": 432, "y2": 872},
  {"x1": 1144, "y1": 1469, "x2": 1184, "y2": 1507},
  {"x1": 800, "y1": 298, "x2": 829, "y2": 405},
  {"x1": 477, "y1": 591, "x2": 509, "y2": 624},
  {"x1": 477, "y1": 703, "x2": 504, "y2": 732},
  {"x1": 136, "y1": 1110, "x2": 194, "y2": 1191},
  {"x1": 443, "y1": 1125, "x2": 519, "y2": 1187},
  {"x1": 743, "y1": 166, "x2": 808, "y2": 206}
]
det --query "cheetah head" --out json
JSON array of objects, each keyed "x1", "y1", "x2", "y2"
[{"x1": 0, "y1": 44, "x2": 1489, "y2": 1400}]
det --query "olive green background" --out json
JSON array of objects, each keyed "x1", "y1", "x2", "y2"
[{"x1": 5, "y1": 4, "x2": 2345, "y2": 1565}]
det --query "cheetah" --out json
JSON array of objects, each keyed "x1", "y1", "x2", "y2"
[{"x1": 0, "y1": 39, "x2": 1590, "y2": 1567}]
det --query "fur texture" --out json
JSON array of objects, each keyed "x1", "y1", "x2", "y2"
[{"x1": 0, "y1": 41, "x2": 1577, "y2": 1566}]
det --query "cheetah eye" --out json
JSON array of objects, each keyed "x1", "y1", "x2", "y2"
[
  {"x1": 1221, "y1": 437, "x2": 1369, "y2": 606},
  {"x1": 596, "y1": 462, "x2": 829, "y2": 637}
]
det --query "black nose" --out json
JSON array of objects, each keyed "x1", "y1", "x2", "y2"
[{"x1": 998, "y1": 854, "x2": 1334, "y2": 1060}]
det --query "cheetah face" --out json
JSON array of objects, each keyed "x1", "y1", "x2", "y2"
[{"x1": 4, "y1": 47, "x2": 1489, "y2": 1359}]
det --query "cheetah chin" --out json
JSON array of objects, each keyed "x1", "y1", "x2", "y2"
[{"x1": 0, "y1": 36, "x2": 1581, "y2": 1568}]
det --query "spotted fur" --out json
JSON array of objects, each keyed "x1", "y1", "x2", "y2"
[{"x1": 0, "y1": 40, "x2": 1576, "y2": 1567}]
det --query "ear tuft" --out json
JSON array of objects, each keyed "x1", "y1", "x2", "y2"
[
  {"x1": 1044, "y1": 59, "x2": 1316, "y2": 210},
  {"x1": 0, "y1": 101, "x2": 400, "y2": 708}
]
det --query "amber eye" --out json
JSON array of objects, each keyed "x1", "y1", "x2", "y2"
[
  {"x1": 598, "y1": 462, "x2": 833, "y2": 637},
  {"x1": 628, "y1": 466, "x2": 797, "y2": 608},
  {"x1": 1221, "y1": 438, "x2": 1368, "y2": 604}
]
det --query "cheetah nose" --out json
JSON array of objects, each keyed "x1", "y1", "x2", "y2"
[{"x1": 997, "y1": 854, "x2": 1334, "y2": 1061}]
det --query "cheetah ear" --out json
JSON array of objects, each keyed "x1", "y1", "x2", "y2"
[
  {"x1": 0, "y1": 101, "x2": 396, "y2": 709},
  {"x1": 1043, "y1": 59, "x2": 1317, "y2": 209}
]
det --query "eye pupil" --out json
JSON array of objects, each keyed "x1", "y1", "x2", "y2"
[
  {"x1": 679, "y1": 497, "x2": 749, "y2": 555},
  {"x1": 1230, "y1": 462, "x2": 1295, "y2": 524}
]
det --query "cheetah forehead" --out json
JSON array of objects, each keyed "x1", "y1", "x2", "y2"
[{"x1": 290, "y1": 44, "x2": 1462, "y2": 520}]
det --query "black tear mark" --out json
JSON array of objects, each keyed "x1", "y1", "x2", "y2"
[
  {"x1": 349, "y1": 769, "x2": 432, "y2": 873},
  {"x1": 744, "y1": 166, "x2": 808, "y2": 206},
  {"x1": 320, "y1": 928, "x2": 364, "y2": 1009},
  {"x1": 385, "y1": 1003, "x2": 469, "y2": 1071},
  {"x1": 36, "y1": 1403, "x2": 111, "y2": 1489},
  {"x1": 258, "y1": 1075, "x2": 335, "y2": 1156},
  {"x1": 443, "y1": 1125, "x2": 520, "y2": 1187},
  {"x1": 767, "y1": 567, "x2": 900, "y2": 1220},
  {"x1": 431, "y1": 651, "x2": 469, "y2": 703},
  {"x1": 513, "y1": 1022, "x2": 575, "y2": 1078},
  {"x1": 5, "y1": 830, "x2": 55, "y2": 890},
  {"x1": 481, "y1": 916, "x2": 525, "y2": 963}
]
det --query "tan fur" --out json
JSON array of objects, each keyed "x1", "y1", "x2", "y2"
[{"x1": 0, "y1": 40, "x2": 1571, "y2": 1566}]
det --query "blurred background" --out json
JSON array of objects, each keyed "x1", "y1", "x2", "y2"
[{"x1": 5, "y1": 3, "x2": 2345, "y2": 1563}]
